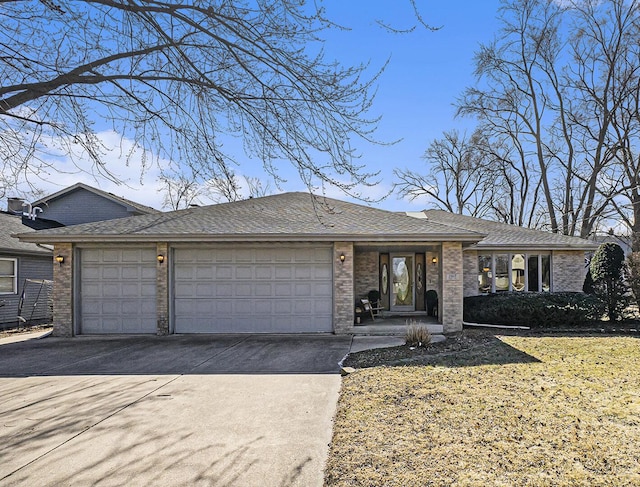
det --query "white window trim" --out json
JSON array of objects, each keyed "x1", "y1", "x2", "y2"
[{"x1": 0, "y1": 258, "x2": 17, "y2": 295}]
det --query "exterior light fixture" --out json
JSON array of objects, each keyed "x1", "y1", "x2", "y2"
[
  {"x1": 431, "y1": 256, "x2": 438, "y2": 266},
  {"x1": 157, "y1": 254, "x2": 165, "y2": 264},
  {"x1": 340, "y1": 253, "x2": 346, "y2": 264},
  {"x1": 55, "y1": 255, "x2": 64, "y2": 265}
]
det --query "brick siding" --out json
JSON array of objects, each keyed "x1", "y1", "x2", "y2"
[
  {"x1": 333, "y1": 242, "x2": 354, "y2": 334},
  {"x1": 52, "y1": 243, "x2": 73, "y2": 337},
  {"x1": 354, "y1": 250, "x2": 378, "y2": 300},
  {"x1": 441, "y1": 242, "x2": 463, "y2": 333},
  {"x1": 156, "y1": 242, "x2": 169, "y2": 335},
  {"x1": 463, "y1": 250, "x2": 479, "y2": 297},
  {"x1": 552, "y1": 250, "x2": 588, "y2": 293}
]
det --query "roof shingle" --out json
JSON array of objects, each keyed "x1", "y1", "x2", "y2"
[
  {"x1": 16, "y1": 192, "x2": 484, "y2": 243},
  {"x1": 422, "y1": 210, "x2": 598, "y2": 250}
]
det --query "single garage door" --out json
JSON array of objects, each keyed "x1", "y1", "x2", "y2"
[
  {"x1": 79, "y1": 247, "x2": 157, "y2": 334},
  {"x1": 173, "y1": 245, "x2": 333, "y2": 333}
]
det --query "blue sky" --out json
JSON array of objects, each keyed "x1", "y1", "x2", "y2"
[
  {"x1": 308, "y1": 1, "x2": 503, "y2": 210},
  {"x1": 32, "y1": 1, "x2": 503, "y2": 210}
]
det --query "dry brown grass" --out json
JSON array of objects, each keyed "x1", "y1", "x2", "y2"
[{"x1": 325, "y1": 333, "x2": 640, "y2": 486}]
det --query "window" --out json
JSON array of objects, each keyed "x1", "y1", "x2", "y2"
[
  {"x1": 0, "y1": 259, "x2": 17, "y2": 294},
  {"x1": 495, "y1": 254, "x2": 509, "y2": 291},
  {"x1": 512, "y1": 254, "x2": 526, "y2": 291},
  {"x1": 478, "y1": 255, "x2": 492, "y2": 294},
  {"x1": 477, "y1": 253, "x2": 551, "y2": 293}
]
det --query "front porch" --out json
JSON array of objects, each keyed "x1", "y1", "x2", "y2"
[
  {"x1": 351, "y1": 313, "x2": 443, "y2": 336},
  {"x1": 333, "y1": 241, "x2": 464, "y2": 335}
]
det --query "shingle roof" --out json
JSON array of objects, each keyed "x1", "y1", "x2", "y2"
[
  {"x1": 0, "y1": 213, "x2": 52, "y2": 255},
  {"x1": 31, "y1": 182, "x2": 159, "y2": 215},
  {"x1": 16, "y1": 192, "x2": 484, "y2": 243},
  {"x1": 422, "y1": 210, "x2": 598, "y2": 250}
]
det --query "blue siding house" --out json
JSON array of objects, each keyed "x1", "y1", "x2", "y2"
[{"x1": 0, "y1": 212, "x2": 53, "y2": 327}]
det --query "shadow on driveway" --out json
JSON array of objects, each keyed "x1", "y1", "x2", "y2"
[{"x1": 0, "y1": 334, "x2": 353, "y2": 377}]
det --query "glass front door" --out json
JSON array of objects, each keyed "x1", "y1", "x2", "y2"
[{"x1": 391, "y1": 255, "x2": 414, "y2": 311}]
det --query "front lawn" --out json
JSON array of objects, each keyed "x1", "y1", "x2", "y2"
[{"x1": 325, "y1": 331, "x2": 640, "y2": 486}]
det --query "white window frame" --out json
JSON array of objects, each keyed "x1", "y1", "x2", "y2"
[
  {"x1": 478, "y1": 253, "x2": 552, "y2": 294},
  {"x1": 0, "y1": 258, "x2": 17, "y2": 294}
]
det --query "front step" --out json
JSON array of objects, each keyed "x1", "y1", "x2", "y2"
[{"x1": 352, "y1": 323, "x2": 444, "y2": 336}]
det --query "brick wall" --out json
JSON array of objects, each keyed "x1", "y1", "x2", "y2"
[
  {"x1": 52, "y1": 243, "x2": 73, "y2": 337},
  {"x1": 552, "y1": 250, "x2": 587, "y2": 292},
  {"x1": 424, "y1": 250, "x2": 440, "y2": 294},
  {"x1": 441, "y1": 242, "x2": 464, "y2": 333},
  {"x1": 156, "y1": 242, "x2": 169, "y2": 335},
  {"x1": 463, "y1": 250, "x2": 478, "y2": 297},
  {"x1": 333, "y1": 242, "x2": 354, "y2": 334},
  {"x1": 354, "y1": 250, "x2": 378, "y2": 300}
]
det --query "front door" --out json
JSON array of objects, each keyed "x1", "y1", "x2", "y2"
[{"x1": 391, "y1": 254, "x2": 414, "y2": 312}]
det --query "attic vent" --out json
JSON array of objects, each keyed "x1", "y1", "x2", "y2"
[{"x1": 7, "y1": 198, "x2": 25, "y2": 214}]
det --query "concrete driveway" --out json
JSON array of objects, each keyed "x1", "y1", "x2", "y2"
[{"x1": 0, "y1": 334, "x2": 353, "y2": 486}]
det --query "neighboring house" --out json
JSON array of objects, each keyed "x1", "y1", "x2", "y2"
[
  {"x1": 21, "y1": 182, "x2": 159, "y2": 228},
  {"x1": 16, "y1": 192, "x2": 598, "y2": 337},
  {"x1": 0, "y1": 212, "x2": 53, "y2": 327}
]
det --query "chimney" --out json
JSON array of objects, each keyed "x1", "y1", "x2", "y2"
[{"x1": 7, "y1": 198, "x2": 25, "y2": 215}]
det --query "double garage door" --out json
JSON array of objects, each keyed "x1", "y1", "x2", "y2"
[
  {"x1": 173, "y1": 245, "x2": 333, "y2": 333},
  {"x1": 78, "y1": 245, "x2": 333, "y2": 334}
]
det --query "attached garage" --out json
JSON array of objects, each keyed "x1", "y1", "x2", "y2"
[
  {"x1": 78, "y1": 247, "x2": 157, "y2": 334},
  {"x1": 172, "y1": 244, "x2": 333, "y2": 333}
]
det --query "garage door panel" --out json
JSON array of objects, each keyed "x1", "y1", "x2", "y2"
[
  {"x1": 255, "y1": 266, "x2": 272, "y2": 279},
  {"x1": 255, "y1": 283, "x2": 272, "y2": 296},
  {"x1": 274, "y1": 283, "x2": 292, "y2": 296},
  {"x1": 275, "y1": 267, "x2": 292, "y2": 279},
  {"x1": 102, "y1": 250, "x2": 120, "y2": 262},
  {"x1": 195, "y1": 266, "x2": 213, "y2": 279},
  {"x1": 216, "y1": 266, "x2": 233, "y2": 279},
  {"x1": 314, "y1": 265, "x2": 332, "y2": 279},
  {"x1": 102, "y1": 267, "x2": 120, "y2": 279},
  {"x1": 315, "y1": 283, "x2": 333, "y2": 297},
  {"x1": 214, "y1": 249, "x2": 232, "y2": 262},
  {"x1": 236, "y1": 249, "x2": 252, "y2": 262},
  {"x1": 294, "y1": 283, "x2": 311, "y2": 296},
  {"x1": 79, "y1": 247, "x2": 156, "y2": 334},
  {"x1": 274, "y1": 301, "x2": 292, "y2": 313},
  {"x1": 215, "y1": 283, "x2": 232, "y2": 297},
  {"x1": 235, "y1": 266, "x2": 252, "y2": 279},
  {"x1": 235, "y1": 283, "x2": 252, "y2": 296},
  {"x1": 254, "y1": 300, "x2": 272, "y2": 313},
  {"x1": 141, "y1": 283, "x2": 156, "y2": 296},
  {"x1": 295, "y1": 267, "x2": 311, "y2": 279},
  {"x1": 173, "y1": 245, "x2": 332, "y2": 333}
]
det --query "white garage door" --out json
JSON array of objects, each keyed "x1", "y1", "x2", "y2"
[
  {"x1": 173, "y1": 245, "x2": 333, "y2": 333},
  {"x1": 79, "y1": 247, "x2": 157, "y2": 334}
]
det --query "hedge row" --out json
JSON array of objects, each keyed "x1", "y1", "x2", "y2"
[{"x1": 463, "y1": 292, "x2": 606, "y2": 328}]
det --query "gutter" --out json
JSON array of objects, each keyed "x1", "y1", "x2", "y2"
[{"x1": 14, "y1": 232, "x2": 487, "y2": 245}]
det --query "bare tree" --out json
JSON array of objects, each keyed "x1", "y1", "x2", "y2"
[
  {"x1": 455, "y1": 0, "x2": 640, "y2": 237},
  {"x1": 0, "y1": 0, "x2": 406, "y2": 200},
  {"x1": 394, "y1": 129, "x2": 496, "y2": 217}
]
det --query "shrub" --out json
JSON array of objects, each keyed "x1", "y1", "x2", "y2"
[
  {"x1": 627, "y1": 252, "x2": 640, "y2": 312},
  {"x1": 405, "y1": 320, "x2": 432, "y2": 347},
  {"x1": 590, "y1": 243, "x2": 629, "y2": 321},
  {"x1": 463, "y1": 292, "x2": 605, "y2": 328}
]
